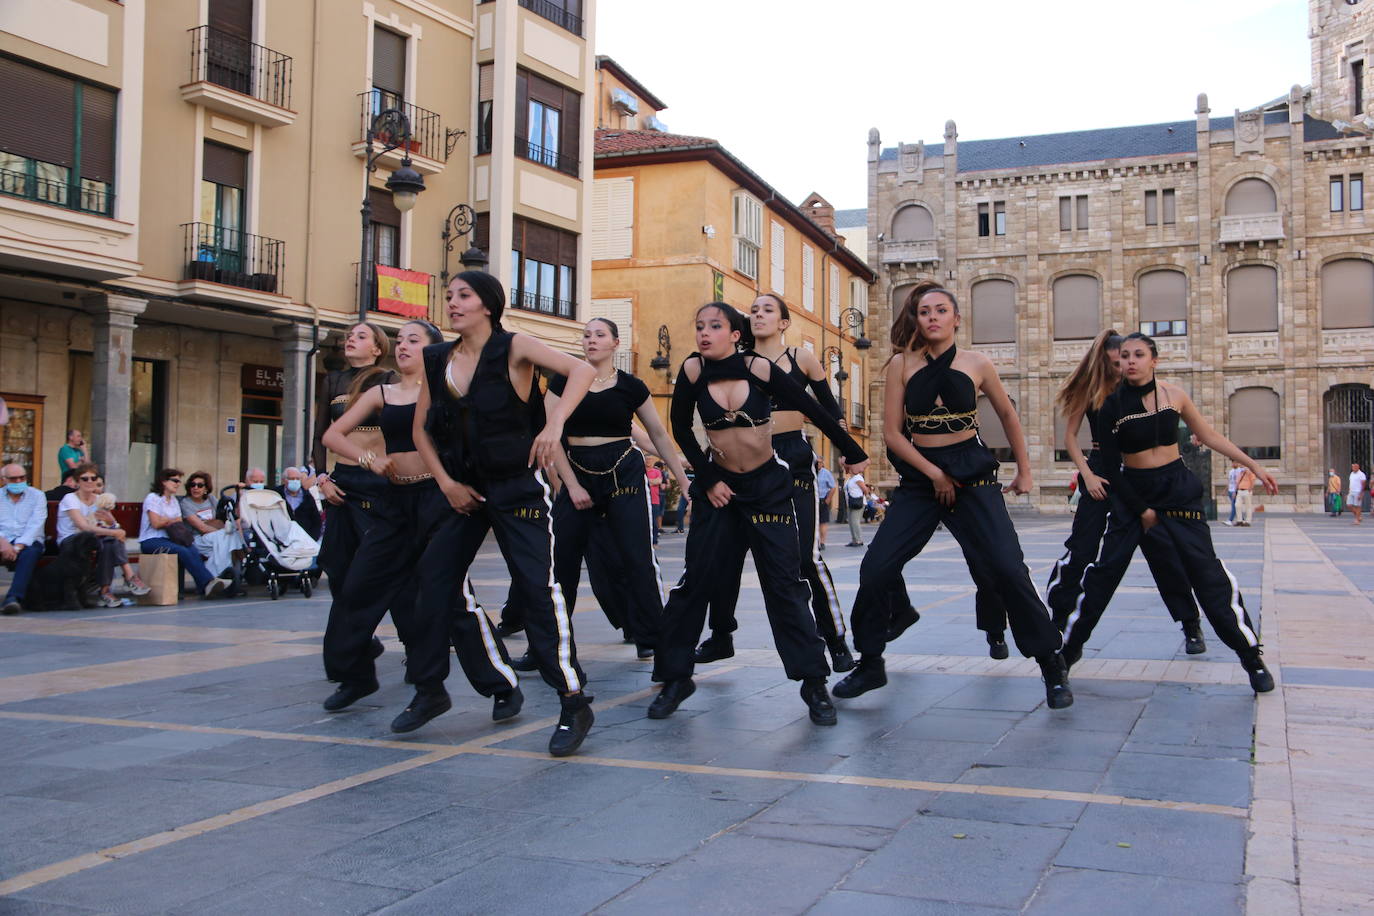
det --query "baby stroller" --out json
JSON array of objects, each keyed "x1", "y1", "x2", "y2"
[{"x1": 231, "y1": 487, "x2": 321, "y2": 599}]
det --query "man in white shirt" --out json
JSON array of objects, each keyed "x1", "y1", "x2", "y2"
[
  {"x1": 844, "y1": 472, "x2": 869, "y2": 547},
  {"x1": 1224, "y1": 463, "x2": 1244, "y2": 526},
  {"x1": 1350, "y1": 462, "x2": 1367, "y2": 526}
]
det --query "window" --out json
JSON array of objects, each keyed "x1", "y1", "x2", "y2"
[
  {"x1": 511, "y1": 217, "x2": 577, "y2": 318},
  {"x1": 1059, "y1": 197, "x2": 1072, "y2": 232},
  {"x1": 849, "y1": 277, "x2": 869, "y2": 317},
  {"x1": 801, "y1": 244, "x2": 815, "y2": 310},
  {"x1": 477, "y1": 63, "x2": 493, "y2": 155},
  {"x1": 590, "y1": 176, "x2": 634, "y2": 260},
  {"x1": 1354, "y1": 59, "x2": 1365, "y2": 117},
  {"x1": 1138, "y1": 269, "x2": 1188, "y2": 337},
  {"x1": 1321, "y1": 258, "x2": 1374, "y2": 329},
  {"x1": 850, "y1": 363, "x2": 862, "y2": 429},
  {"x1": 976, "y1": 201, "x2": 1004, "y2": 237},
  {"x1": 1332, "y1": 177, "x2": 1344, "y2": 212},
  {"x1": 1229, "y1": 388, "x2": 1281, "y2": 460},
  {"x1": 517, "y1": 0, "x2": 583, "y2": 36},
  {"x1": 978, "y1": 202, "x2": 990, "y2": 237},
  {"x1": 1058, "y1": 194, "x2": 1088, "y2": 231},
  {"x1": 371, "y1": 26, "x2": 406, "y2": 111},
  {"x1": 971, "y1": 278, "x2": 1016, "y2": 344},
  {"x1": 732, "y1": 191, "x2": 763, "y2": 279},
  {"x1": 516, "y1": 69, "x2": 581, "y2": 176},
  {"x1": 1225, "y1": 178, "x2": 1277, "y2": 215},
  {"x1": 1354, "y1": 174, "x2": 1364, "y2": 211},
  {"x1": 368, "y1": 188, "x2": 400, "y2": 269},
  {"x1": 891, "y1": 204, "x2": 934, "y2": 240},
  {"x1": 1330, "y1": 173, "x2": 1363, "y2": 212},
  {"x1": 770, "y1": 220, "x2": 785, "y2": 293},
  {"x1": 1052, "y1": 274, "x2": 1101, "y2": 339},
  {"x1": 1162, "y1": 188, "x2": 1176, "y2": 224},
  {"x1": 205, "y1": 0, "x2": 254, "y2": 95},
  {"x1": 976, "y1": 396, "x2": 1014, "y2": 462},
  {"x1": 829, "y1": 264, "x2": 841, "y2": 326},
  {"x1": 0, "y1": 57, "x2": 115, "y2": 216},
  {"x1": 994, "y1": 201, "x2": 1006, "y2": 236},
  {"x1": 199, "y1": 142, "x2": 247, "y2": 272},
  {"x1": 128, "y1": 359, "x2": 168, "y2": 497},
  {"x1": 1226, "y1": 264, "x2": 1279, "y2": 333},
  {"x1": 1145, "y1": 190, "x2": 1157, "y2": 225},
  {"x1": 1076, "y1": 195, "x2": 1089, "y2": 230}
]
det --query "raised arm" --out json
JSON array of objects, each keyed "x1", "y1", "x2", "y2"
[
  {"x1": 1173, "y1": 385, "x2": 1278, "y2": 495},
  {"x1": 794, "y1": 347, "x2": 844, "y2": 422},
  {"x1": 750, "y1": 357, "x2": 867, "y2": 469},
  {"x1": 670, "y1": 357, "x2": 718, "y2": 489},
  {"x1": 321, "y1": 387, "x2": 393, "y2": 478}
]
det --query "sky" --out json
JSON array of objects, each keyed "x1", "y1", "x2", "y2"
[{"x1": 594, "y1": 0, "x2": 1311, "y2": 211}]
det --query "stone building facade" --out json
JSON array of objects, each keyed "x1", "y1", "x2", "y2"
[{"x1": 863, "y1": 0, "x2": 1374, "y2": 511}]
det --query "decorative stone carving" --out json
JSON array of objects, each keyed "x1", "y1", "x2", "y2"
[
  {"x1": 1226, "y1": 332, "x2": 1280, "y2": 360},
  {"x1": 1158, "y1": 336, "x2": 1189, "y2": 361},
  {"x1": 1234, "y1": 108, "x2": 1265, "y2": 155},
  {"x1": 1321, "y1": 327, "x2": 1374, "y2": 354},
  {"x1": 899, "y1": 142, "x2": 924, "y2": 184},
  {"x1": 1053, "y1": 340, "x2": 1094, "y2": 363},
  {"x1": 981, "y1": 343, "x2": 1017, "y2": 366},
  {"x1": 1219, "y1": 213, "x2": 1284, "y2": 244},
  {"x1": 879, "y1": 239, "x2": 939, "y2": 265}
]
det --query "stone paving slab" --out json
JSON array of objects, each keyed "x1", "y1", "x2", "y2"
[{"x1": 0, "y1": 515, "x2": 1364, "y2": 913}]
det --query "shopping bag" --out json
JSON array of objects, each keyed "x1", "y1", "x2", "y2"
[{"x1": 137, "y1": 553, "x2": 181, "y2": 606}]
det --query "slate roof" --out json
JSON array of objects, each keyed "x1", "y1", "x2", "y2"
[
  {"x1": 833, "y1": 208, "x2": 867, "y2": 229},
  {"x1": 877, "y1": 111, "x2": 1345, "y2": 172}
]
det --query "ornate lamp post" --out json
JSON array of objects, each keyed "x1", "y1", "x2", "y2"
[
  {"x1": 838, "y1": 306, "x2": 872, "y2": 349},
  {"x1": 358, "y1": 106, "x2": 426, "y2": 323},
  {"x1": 650, "y1": 325, "x2": 672, "y2": 377},
  {"x1": 440, "y1": 203, "x2": 488, "y2": 288}
]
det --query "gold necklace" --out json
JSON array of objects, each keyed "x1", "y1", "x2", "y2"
[{"x1": 593, "y1": 369, "x2": 617, "y2": 385}]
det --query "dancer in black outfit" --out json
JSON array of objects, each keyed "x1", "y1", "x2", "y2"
[
  {"x1": 1046, "y1": 330, "x2": 1206, "y2": 654},
  {"x1": 649, "y1": 303, "x2": 869, "y2": 726},
  {"x1": 507, "y1": 318, "x2": 686, "y2": 670},
  {"x1": 321, "y1": 321, "x2": 523, "y2": 729},
  {"x1": 1064, "y1": 333, "x2": 1277, "y2": 693},
  {"x1": 834, "y1": 287, "x2": 1072, "y2": 709},
  {"x1": 315, "y1": 322, "x2": 396, "y2": 673}
]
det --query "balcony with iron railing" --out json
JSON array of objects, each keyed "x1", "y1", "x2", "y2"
[
  {"x1": 511, "y1": 287, "x2": 575, "y2": 319},
  {"x1": 515, "y1": 135, "x2": 580, "y2": 178},
  {"x1": 182, "y1": 25, "x2": 295, "y2": 127},
  {"x1": 0, "y1": 162, "x2": 113, "y2": 217},
  {"x1": 851, "y1": 402, "x2": 865, "y2": 429},
  {"x1": 353, "y1": 90, "x2": 447, "y2": 174},
  {"x1": 182, "y1": 222, "x2": 284, "y2": 297},
  {"x1": 518, "y1": 0, "x2": 584, "y2": 36}
]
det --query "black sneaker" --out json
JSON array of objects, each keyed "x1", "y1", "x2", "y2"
[
  {"x1": 647, "y1": 678, "x2": 696, "y2": 719},
  {"x1": 800, "y1": 678, "x2": 838, "y2": 726},
  {"x1": 2, "y1": 600, "x2": 20, "y2": 616},
  {"x1": 832, "y1": 656, "x2": 887, "y2": 699},
  {"x1": 495, "y1": 621, "x2": 525, "y2": 638},
  {"x1": 987, "y1": 632, "x2": 1010, "y2": 660},
  {"x1": 548, "y1": 693, "x2": 594, "y2": 756},
  {"x1": 1239, "y1": 647, "x2": 1275, "y2": 693},
  {"x1": 694, "y1": 634, "x2": 734, "y2": 664},
  {"x1": 511, "y1": 651, "x2": 538, "y2": 672},
  {"x1": 492, "y1": 685, "x2": 523, "y2": 721},
  {"x1": 827, "y1": 639, "x2": 856, "y2": 673},
  {"x1": 886, "y1": 606, "x2": 921, "y2": 643},
  {"x1": 390, "y1": 689, "x2": 452, "y2": 733},
  {"x1": 1183, "y1": 621, "x2": 1207, "y2": 655},
  {"x1": 1036, "y1": 653, "x2": 1074, "y2": 709},
  {"x1": 323, "y1": 679, "x2": 379, "y2": 712}
]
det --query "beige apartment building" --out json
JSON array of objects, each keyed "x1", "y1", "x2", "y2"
[
  {"x1": 0, "y1": 0, "x2": 594, "y2": 496},
  {"x1": 864, "y1": 0, "x2": 1374, "y2": 511},
  {"x1": 588, "y1": 62, "x2": 878, "y2": 469}
]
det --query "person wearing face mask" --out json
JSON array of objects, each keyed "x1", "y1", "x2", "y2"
[
  {"x1": 276, "y1": 467, "x2": 322, "y2": 541},
  {"x1": 1, "y1": 463, "x2": 47, "y2": 614}
]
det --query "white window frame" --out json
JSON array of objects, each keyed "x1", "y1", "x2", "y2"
[
  {"x1": 849, "y1": 277, "x2": 868, "y2": 316},
  {"x1": 732, "y1": 191, "x2": 763, "y2": 279},
  {"x1": 801, "y1": 244, "x2": 815, "y2": 311},
  {"x1": 770, "y1": 220, "x2": 785, "y2": 294},
  {"x1": 829, "y1": 263, "x2": 841, "y2": 326}
]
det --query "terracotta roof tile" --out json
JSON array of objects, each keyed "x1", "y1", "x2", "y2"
[{"x1": 595, "y1": 128, "x2": 718, "y2": 155}]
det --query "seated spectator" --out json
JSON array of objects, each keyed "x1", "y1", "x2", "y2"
[
  {"x1": 140, "y1": 467, "x2": 225, "y2": 599},
  {"x1": 93, "y1": 477, "x2": 150, "y2": 600},
  {"x1": 277, "y1": 466, "x2": 322, "y2": 541},
  {"x1": 181, "y1": 471, "x2": 245, "y2": 595},
  {"x1": 57, "y1": 463, "x2": 137, "y2": 608},
  {"x1": 1, "y1": 463, "x2": 46, "y2": 614},
  {"x1": 46, "y1": 471, "x2": 76, "y2": 502}
]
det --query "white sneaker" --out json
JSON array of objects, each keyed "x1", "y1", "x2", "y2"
[
  {"x1": 100, "y1": 594, "x2": 121, "y2": 608},
  {"x1": 202, "y1": 579, "x2": 227, "y2": 599}
]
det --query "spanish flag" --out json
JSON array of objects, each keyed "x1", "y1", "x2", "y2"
[{"x1": 375, "y1": 265, "x2": 430, "y2": 318}]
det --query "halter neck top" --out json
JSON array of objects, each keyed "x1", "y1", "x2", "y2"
[{"x1": 903, "y1": 345, "x2": 978, "y2": 435}]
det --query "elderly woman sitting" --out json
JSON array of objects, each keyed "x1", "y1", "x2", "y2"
[{"x1": 179, "y1": 471, "x2": 245, "y2": 594}]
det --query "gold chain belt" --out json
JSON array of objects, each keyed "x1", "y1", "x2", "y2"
[
  {"x1": 567, "y1": 444, "x2": 635, "y2": 492},
  {"x1": 391, "y1": 471, "x2": 434, "y2": 484}
]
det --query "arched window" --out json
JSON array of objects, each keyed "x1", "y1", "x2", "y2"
[
  {"x1": 1054, "y1": 409, "x2": 1094, "y2": 462},
  {"x1": 1138, "y1": 269, "x2": 1187, "y2": 337},
  {"x1": 976, "y1": 396, "x2": 1014, "y2": 461},
  {"x1": 1229, "y1": 387, "x2": 1280, "y2": 459},
  {"x1": 970, "y1": 279, "x2": 1016, "y2": 344},
  {"x1": 1320, "y1": 258, "x2": 1374, "y2": 329},
  {"x1": 1225, "y1": 178, "x2": 1278, "y2": 215},
  {"x1": 1226, "y1": 264, "x2": 1279, "y2": 333},
  {"x1": 891, "y1": 204, "x2": 934, "y2": 240},
  {"x1": 1052, "y1": 274, "x2": 1100, "y2": 340}
]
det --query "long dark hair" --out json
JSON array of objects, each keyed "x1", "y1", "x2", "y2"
[
  {"x1": 589, "y1": 317, "x2": 619, "y2": 339},
  {"x1": 457, "y1": 270, "x2": 507, "y2": 332},
  {"x1": 1121, "y1": 331, "x2": 1158, "y2": 357},
  {"x1": 402, "y1": 319, "x2": 444, "y2": 345},
  {"x1": 152, "y1": 467, "x2": 183, "y2": 495},
  {"x1": 696, "y1": 302, "x2": 755, "y2": 353},
  {"x1": 1057, "y1": 328, "x2": 1124, "y2": 418},
  {"x1": 755, "y1": 292, "x2": 791, "y2": 322},
  {"x1": 887, "y1": 280, "x2": 951, "y2": 361}
]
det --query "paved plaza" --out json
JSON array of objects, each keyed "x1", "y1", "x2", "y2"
[{"x1": 0, "y1": 514, "x2": 1371, "y2": 914}]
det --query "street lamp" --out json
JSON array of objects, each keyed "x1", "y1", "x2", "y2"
[
  {"x1": 838, "y1": 306, "x2": 871, "y2": 350},
  {"x1": 823, "y1": 344, "x2": 850, "y2": 511},
  {"x1": 650, "y1": 325, "x2": 672, "y2": 376},
  {"x1": 358, "y1": 106, "x2": 427, "y2": 323},
  {"x1": 440, "y1": 203, "x2": 488, "y2": 288}
]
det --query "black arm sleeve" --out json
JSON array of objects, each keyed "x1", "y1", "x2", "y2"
[
  {"x1": 669, "y1": 362, "x2": 721, "y2": 490},
  {"x1": 806, "y1": 377, "x2": 843, "y2": 421},
  {"x1": 1095, "y1": 400, "x2": 1148, "y2": 517},
  {"x1": 761, "y1": 362, "x2": 867, "y2": 465}
]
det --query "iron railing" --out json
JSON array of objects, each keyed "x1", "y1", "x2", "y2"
[
  {"x1": 851, "y1": 402, "x2": 865, "y2": 429},
  {"x1": 358, "y1": 90, "x2": 446, "y2": 162},
  {"x1": 515, "y1": 134, "x2": 579, "y2": 177},
  {"x1": 189, "y1": 25, "x2": 293, "y2": 110},
  {"x1": 0, "y1": 164, "x2": 113, "y2": 216},
  {"x1": 353, "y1": 261, "x2": 437, "y2": 318},
  {"x1": 183, "y1": 222, "x2": 284, "y2": 292},
  {"x1": 518, "y1": 0, "x2": 583, "y2": 36},
  {"x1": 511, "y1": 288, "x2": 575, "y2": 319}
]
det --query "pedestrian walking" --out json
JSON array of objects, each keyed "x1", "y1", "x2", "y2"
[
  {"x1": 1351, "y1": 462, "x2": 1368, "y2": 525},
  {"x1": 1234, "y1": 463, "x2": 1256, "y2": 526},
  {"x1": 815, "y1": 459, "x2": 836, "y2": 550},
  {"x1": 1224, "y1": 462, "x2": 1242, "y2": 526},
  {"x1": 844, "y1": 471, "x2": 868, "y2": 546},
  {"x1": 1327, "y1": 468, "x2": 1342, "y2": 516}
]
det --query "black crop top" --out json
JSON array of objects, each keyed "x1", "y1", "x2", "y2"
[
  {"x1": 670, "y1": 352, "x2": 867, "y2": 490},
  {"x1": 378, "y1": 386, "x2": 417, "y2": 454},
  {"x1": 548, "y1": 370, "x2": 650, "y2": 438},
  {"x1": 324, "y1": 366, "x2": 395, "y2": 429},
  {"x1": 1095, "y1": 378, "x2": 1182, "y2": 516},
  {"x1": 764, "y1": 348, "x2": 845, "y2": 420},
  {"x1": 903, "y1": 345, "x2": 978, "y2": 435}
]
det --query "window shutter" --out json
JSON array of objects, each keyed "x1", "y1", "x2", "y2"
[
  {"x1": 1321, "y1": 258, "x2": 1374, "y2": 329},
  {"x1": 1052, "y1": 274, "x2": 1100, "y2": 339},
  {"x1": 802, "y1": 245, "x2": 815, "y2": 311},
  {"x1": 368, "y1": 187, "x2": 400, "y2": 227},
  {"x1": 559, "y1": 88, "x2": 581, "y2": 168},
  {"x1": 1076, "y1": 195, "x2": 1089, "y2": 230},
  {"x1": 209, "y1": 0, "x2": 253, "y2": 37},
  {"x1": 1138, "y1": 270, "x2": 1186, "y2": 322},
  {"x1": 1144, "y1": 190, "x2": 1158, "y2": 226},
  {"x1": 478, "y1": 63, "x2": 493, "y2": 102},
  {"x1": 1058, "y1": 197, "x2": 1072, "y2": 231},
  {"x1": 1228, "y1": 388, "x2": 1280, "y2": 451},
  {"x1": 829, "y1": 264, "x2": 841, "y2": 326},
  {"x1": 770, "y1": 220, "x2": 785, "y2": 293},
  {"x1": 591, "y1": 177, "x2": 633, "y2": 260},
  {"x1": 1162, "y1": 189, "x2": 1176, "y2": 224},
  {"x1": 849, "y1": 278, "x2": 868, "y2": 316},
  {"x1": 1226, "y1": 264, "x2": 1279, "y2": 333},
  {"x1": 372, "y1": 27, "x2": 406, "y2": 96},
  {"x1": 971, "y1": 278, "x2": 1016, "y2": 343},
  {"x1": 203, "y1": 141, "x2": 247, "y2": 188},
  {"x1": 1225, "y1": 178, "x2": 1277, "y2": 215},
  {"x1": 850, "y1": 363, "x2": 861, "y2": 420},
  {"x1": 591, "y1": 297, "x2": 634, "y2": 351},
  {"x1": 80, "y1": 85, "x2": 117, "y2": 184},
  {"x1": 0, "y1": 58, "x2": 76, "y2": 166},
  {"x1": 892, "y1": 205, "x2": 934, "y2": 240}
]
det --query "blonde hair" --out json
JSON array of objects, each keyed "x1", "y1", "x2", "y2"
[{"x1": 1056, "y1": 328, "x2": 1123, "y2": 420}]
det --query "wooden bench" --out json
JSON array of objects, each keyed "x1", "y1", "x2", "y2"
[{"x1": 41, "y1": 501, "x2": 144, "y2": 561}]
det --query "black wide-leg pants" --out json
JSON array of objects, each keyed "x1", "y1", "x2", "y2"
[
  {"x1": 655, "y1": 458, "x2": 829, "y2": 683},
  {"x1": 1065, "y1": 460, "x2": 1259, "y2": 656},
  {"x1": 849, "y1": 441, "x2": 1061, "y2": 659},
  {"x1": 321, "y1": 481, "x2": 518, "y2": 695},
  {"x1": 551, "y1": 441, "x2": 664, "y2": 648},
  {"x1": 705, "y1": 432, "x2": 846, "y2": 643},
  {"x1": 1045, "y1": 474, "x2": 1201, "y2": 630}
]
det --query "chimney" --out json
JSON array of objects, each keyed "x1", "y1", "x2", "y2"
[{"x1": 800, "y1": 192, "x2": 835, "y2": 234}]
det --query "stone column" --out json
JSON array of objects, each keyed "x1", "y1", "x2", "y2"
[
  {"x1": 275, "y1": 322, "x2": 315, "y2": 471},
  {"x1": 84, "y1": 293, "x2": 147, "y2": 496}
]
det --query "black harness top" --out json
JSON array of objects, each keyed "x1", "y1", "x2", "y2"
[
  {"x1": 1094, "y1": 376, "x2": 1183, "y2": 517},
  {"x1": 548, "y1": 370, "x2": 650, "y2": 439},
  {"x1": 378, "y1": 386, "x2": 417, "y2": 454},
  {"x1": 766, "y1": 348, "x2": 809, "y2": 411},
  {"x1": 903, "y1": 345, "x2": 978, "y2": 435},
  {"x1": 325, "y1": 365, "x2": 394, "y2": 430}
]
